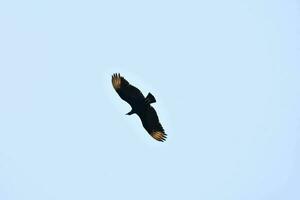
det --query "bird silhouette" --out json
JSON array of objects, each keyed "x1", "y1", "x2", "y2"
[{"x1": 112, "y1": 73, "x2": 166, "y2": 142}]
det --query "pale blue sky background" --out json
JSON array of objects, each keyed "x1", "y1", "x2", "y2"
[{"x1": 0, "y1": 0, "x2": 300, "y2": 200}]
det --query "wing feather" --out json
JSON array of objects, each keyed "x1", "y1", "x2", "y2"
[
  {"x1": 138, "y1": 106, "x2": 167, "y2": 142},
  {"x1": 112, "y1": 73, "x2": 145, "y2": 107}
]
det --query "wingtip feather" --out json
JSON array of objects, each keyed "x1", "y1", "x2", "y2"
[
  {"x1": 151, "y1": 131, "x2": 167, "y2": 142},
  {"x1": 112, "y1": 73, "x2": 122, "y2": 90}
]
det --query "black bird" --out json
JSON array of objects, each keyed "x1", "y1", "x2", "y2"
[{"x1": 112, "y1": 73, "x2": 166, "y2": 142}]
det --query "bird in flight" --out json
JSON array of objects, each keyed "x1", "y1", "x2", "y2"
[{"x1": 112, "y1": 73, "x2": 167, "y2": 142}]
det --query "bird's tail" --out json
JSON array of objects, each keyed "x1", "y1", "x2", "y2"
[{"x1": 145, "y1": 93, "x2": 156, "y2": 104}]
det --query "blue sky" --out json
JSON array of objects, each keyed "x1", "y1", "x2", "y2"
[{"x1": 0, "y1": 0, "x2": 299, "y2": 199}]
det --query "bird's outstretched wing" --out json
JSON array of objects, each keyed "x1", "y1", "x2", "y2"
[
  {"x1": 139, "y1": 106, "x2": 167, "y2": 142},
  {"x1": 112, "y1": 73, "x2": 145, "y2": 107}
]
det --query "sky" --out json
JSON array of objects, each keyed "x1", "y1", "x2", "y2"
[{"x1": 0, "y1": 0, "x2": 300, "y2": 199}]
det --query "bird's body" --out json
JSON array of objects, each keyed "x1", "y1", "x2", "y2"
[{"x1": 112, "y1": 73, "x2": 166, "y2": 142}]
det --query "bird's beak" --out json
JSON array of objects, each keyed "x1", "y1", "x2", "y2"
[{"x1": 126, "y1": 110, "x2": 134, "y2": 115}]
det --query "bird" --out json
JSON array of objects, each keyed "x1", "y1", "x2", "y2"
[{"x1": 111, "y1": 73, "x2": 167, "y2": 142}]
